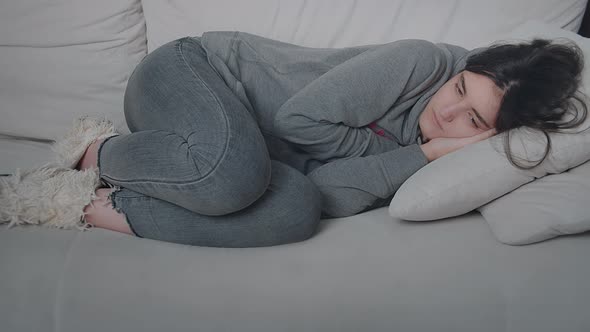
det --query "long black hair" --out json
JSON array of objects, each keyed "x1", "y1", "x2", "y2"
[{"x1": 465, "y1": 38, "x2": 588, "y2": 170}]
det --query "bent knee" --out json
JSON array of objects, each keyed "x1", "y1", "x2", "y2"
[
  {"x1": 262, "y1": 161, "x2": 323, "y2": 245},
  {"x1": 195, "y1": 149, "x2": 271, "y2": 216}
]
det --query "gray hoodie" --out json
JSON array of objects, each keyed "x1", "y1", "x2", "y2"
[{"x1": 200, "y1": 31, "x2": 474, "y2": 217}]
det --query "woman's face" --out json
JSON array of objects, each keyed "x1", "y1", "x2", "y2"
[{"x1": 418, "y1": 70, "x2": 504, "y2": 143}]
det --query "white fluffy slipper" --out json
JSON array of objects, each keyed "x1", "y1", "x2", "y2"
[
  {"x1": 0, "y1": 165, "x2": 102, "y2": 231},
  {"x1": 51, "y1": 116, "x2": 119, "y2": 169}
]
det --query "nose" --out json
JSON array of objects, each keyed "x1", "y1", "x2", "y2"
[{"x1": 439, "y1": 103, "x2": 466, "y2": 122}]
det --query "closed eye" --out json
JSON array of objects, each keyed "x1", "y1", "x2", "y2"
[
  {"x1": 470, "y1": 114, "x2": 479, "y2": 128},
  {"x1": 455, "y1": 83, "x2": 463, "y2": 97},
  {"x1": 457, "y1": 83, "x2": 479, "y2": 128}
]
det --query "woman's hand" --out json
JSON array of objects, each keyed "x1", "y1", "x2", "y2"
[{"x1": 420, "y1": 128, "x2": 497, "y2": 162}]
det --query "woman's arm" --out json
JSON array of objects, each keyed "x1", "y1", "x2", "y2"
[
  {"x1": 310, "y1": 130, "x2": 499, "y2": 218},
  {"x1": 307, "y1": 144, "x2": 429, "y2": 218},
  {"x1": 273, "y1": 39, "x2": 447, "y2": 162}
]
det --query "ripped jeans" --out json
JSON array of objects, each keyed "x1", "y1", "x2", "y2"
[{"x1": 96, "y1": 37, "x2": 322, "y2": 248}]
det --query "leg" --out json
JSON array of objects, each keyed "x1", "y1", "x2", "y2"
[
  {"x1": 91, "y1": 160, "x2": 322, "y2": 248},
  {"x1": 83, "y1": 188, "x2": 135, "y2": 235},
  {"x1": 76, "y1": 138, "x2": 104, "y2": 171},
  {"x1": 97, "y1": 36, "x2": 271, "y2": 216}
]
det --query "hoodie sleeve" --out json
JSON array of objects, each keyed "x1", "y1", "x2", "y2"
[
  {"x1": 307, "y1": 144, "x2": 429, "y2": 218},
  {"x1": 273, "y1": 39, "x2": 446, "y2": 162}
]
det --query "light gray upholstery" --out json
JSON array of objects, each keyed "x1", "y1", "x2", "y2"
[{"x1": 2, "y1": 208, "x2": 589, "y2": 332}]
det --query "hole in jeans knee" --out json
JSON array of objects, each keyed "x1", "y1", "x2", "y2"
[{"x1": 99, "y1": 182, "x2": 124, "y2": 213}]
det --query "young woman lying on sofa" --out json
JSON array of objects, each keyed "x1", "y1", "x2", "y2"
[{"x1": 1, "y1": 32, "x2": 587, "y2": 248}]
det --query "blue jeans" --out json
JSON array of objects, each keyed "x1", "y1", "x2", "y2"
[{"x1": 97, "y1": 37, "x2": 322, "y2": 248}]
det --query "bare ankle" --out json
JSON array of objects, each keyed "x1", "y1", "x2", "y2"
[
  {"x1": 76, "y1": 139, "x2": 105, "y2": 171},
  {"x1": 84, "y1": 188, "x2": 134, "y2": 235}
]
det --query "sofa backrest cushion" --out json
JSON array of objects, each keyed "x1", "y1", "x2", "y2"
[
  {"x1": 141, "y1": 0, "x2": 587, "y2": 51},
  {"x1": 0, "y1": 0, "x2": 147, "y2": 172}
]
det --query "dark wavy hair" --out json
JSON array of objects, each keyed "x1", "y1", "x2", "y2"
[{"x1": 464, "y1": 38, "x2": 588, "y2": 170}]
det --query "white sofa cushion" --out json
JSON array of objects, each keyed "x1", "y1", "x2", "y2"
[
  {"x1": 389, "y1": 21, "x2": 590, "y2": 245},
  {"x1": 141, "y1": 0, "x2": 587, "y2": 51},
  {"x1": 0, "y1": 0, "x2": 147, "y2": 173}
]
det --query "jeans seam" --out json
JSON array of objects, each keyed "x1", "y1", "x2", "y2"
[
  {"x1": 176, "y1": 37, "x2": 231, "y2": 185},
  {"x1": 99, "y1": 132, "x2": 205, "y2": 185},
  {"x1": 101, "y1": 38, "x2": 232, "y2": 187}
]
